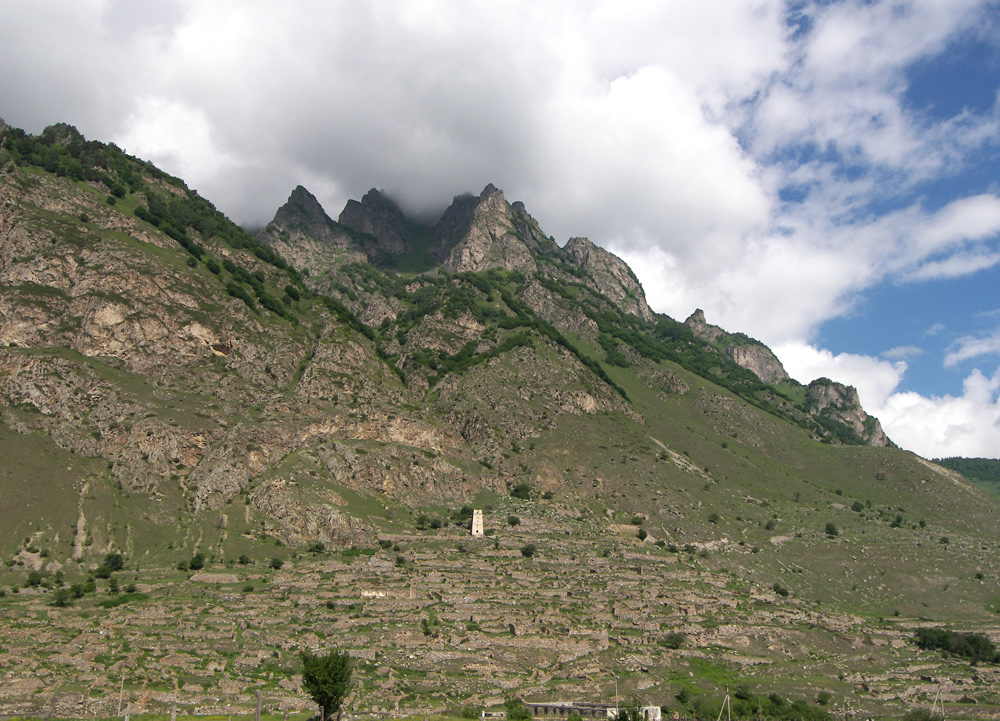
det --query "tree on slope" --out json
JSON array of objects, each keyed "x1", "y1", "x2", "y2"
[{"x1": 301, "y1": 648, "x2": 353, "y2": 721}]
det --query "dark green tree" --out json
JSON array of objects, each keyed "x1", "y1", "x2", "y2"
[
  {"x1": 301, "y1": 648, "x2": 353, "y2": 721},
  {"x1": 504, "y1": 698, "x2": 531, "y2": 721},
  {"x1": 614, "y1": 697, "x2": 646, "y2": 721}
]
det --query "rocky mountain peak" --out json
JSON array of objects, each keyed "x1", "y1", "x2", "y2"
[
  {"x1": 358, "y1": 187, "x2": 398, "y2": 211},
  {"x1": 686, "y1": 308, "x2": 707, "y2": 329},
  {"x1": 684, "y1": 308, "x2": 724, "y2": 343},
  {"x1": 806, "y1": 378, "x2": 892, "y2": 447},
  {"x1": 434, "y1": 183, "x2": 537, "y2": 274},
  {"x1": 258, "y1": 185, "x2": 374, "y2": 277},
  {"x1": 338, "y1": 188, "x2": 412, "y2": 256},
  {"x1": 563, "y1": 237, "x2": 654, "y2": 321},
  {"x1": 266, "y1": 185, "x2": 340, "y2": 240},
  {"x1": 273, "y1": 185, "x2": 327, "y2": 226}
]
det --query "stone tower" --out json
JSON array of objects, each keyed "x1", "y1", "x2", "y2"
[{"x1": 471, "y1": 509, "x2": 484, "y2": 537}]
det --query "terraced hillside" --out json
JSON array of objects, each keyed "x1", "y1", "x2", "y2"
[
  {"x1": 2, "y1": 511, "x2": 998, "y2": 720},
  {"x1": 1, "y1": 122, "x2": 999, "y2": 720}
]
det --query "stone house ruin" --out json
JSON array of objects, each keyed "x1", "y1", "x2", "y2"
[{"x1": 525, "y1": 702, "x2": 662, "y2": 721}]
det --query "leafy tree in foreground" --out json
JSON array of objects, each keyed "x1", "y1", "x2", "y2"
[
  {"x1": 504, "y1": 698, "x2": 531, "y2": 721},
  {"x1": 614, "y1": 697, "x2": 646, "y2": 721},
  {"x1": 301, "y1": 648, "x2": 353, "y2": 721}
]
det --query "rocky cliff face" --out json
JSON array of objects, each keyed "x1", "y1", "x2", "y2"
[
  {"x1": 563, "y1": 237, "x2": 654, "y2": 321},
  {"x1": 685, "y1": 309, "x2": 789, "y2": 384},
  {"x1": 435, "y1": 184, "x2": 540, "y2": 274},
  {"x1": 806, "y1": 378, "x2": 893, "y2": 448},
  {"x1": 337, "y1": 187, "x2": 412, "y2": 256},
  {"x1": 258, "y1": 185, "x2": 371, "y2": 276}
]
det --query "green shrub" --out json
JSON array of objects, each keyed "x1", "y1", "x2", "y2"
[
  {"x1": 505, "y1": 698, "x2": 531, "y2": 721},
  {"x1": 660, "y1": 632, "x2": 686, "y2": 649},
  {"x1": 510, "y1": 482, "x2": 532, "y2": 500},
  {"x1": 914, "y1": 627, "x2": 999, "y2": 663},
  {"x1": 307, "y1": 541, "x2": 326, "y2": 554}
]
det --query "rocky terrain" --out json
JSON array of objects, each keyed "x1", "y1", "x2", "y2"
[{"x1": 1, "y1": 122, "x2": 999, "y2": 720}]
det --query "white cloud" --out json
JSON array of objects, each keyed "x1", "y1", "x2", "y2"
[
  {"x1": 878, "y1": 369, "x2": 1000, "y2": 458},
  {"x1": 775, "y1": 341, "x2": 907, "y2": 409},
  {"x1": 903, "y1": 250, "x2": 1000, "y2": 281},
  {"x1": 946, "y1": 329, "x2": 1000, "y2": 367},
  {"x1": 776, "y1": 340, "x2": 1000, "y2": 458},
  {"x1": 883, "y1": 346, "x2": 924, "y2": 360},
  {"x1": 117, "y1": 96, "x2": 241, "y2": 189},
  {"x1": 909, "y1": 194, "x2": 1000, "y2": 259},
  {"x1": 2, "y1": 0, "x2": 1000, "y2": 457}
]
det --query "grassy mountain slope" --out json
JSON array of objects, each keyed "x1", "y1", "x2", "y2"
[{"x1": 1, "y1": 123, "x2": 999, "y2": 719}]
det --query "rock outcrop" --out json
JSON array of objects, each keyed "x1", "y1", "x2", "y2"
[
  {"x1": 806, "y1": 378, "x2": 893, "y2": 448},
  {"x1": 685, "y1": 309, "x2": 789, "y2": 385},
  {"x1": 258, "y1": 185, "x2": 371, "y2": 273},
  {"x1": 435, "y1": 184, "x2": 540, "y2": 275},
  {"x1": 338, "y1": 188, "x2": 413, "y2": 256},
  {"x1": 563, "y1": 237, "x2": 654, "y2": 321}
]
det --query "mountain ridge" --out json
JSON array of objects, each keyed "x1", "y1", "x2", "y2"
[
  {"x1": 259, "y1": 181, "x2": 890, "y2": 448},
  {"x1": 1, "y1": 120, "x2": 999, "y2": 719}
]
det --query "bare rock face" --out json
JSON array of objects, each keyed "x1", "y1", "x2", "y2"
[
  {"x1": 684, "y1": 309, "x2": 789, "y2": 385},
  {"x1": 259, "y1": 185, "x2": 371, "y2": 274},
  {"x1": 435, "y1": 185, "x2": 539, "y2": 275},
  {"x1": 338, "y1": 188, "x2": 412, "y2": 256},
  {"x1": 806, "y1": 379, "x2": 893, "y2": 447},
  {"x1": 430, "y1": 192, "x2": 480, "y2": 261},
  {"x1": 563, "y1": 237, "x2": 654, "y2": 321},
  {"x1": 684, "y1": 309, "x2": 725, "y2": 343},
  {"x1": 727, "y1": 344, "x2": 790, "y2": 386},
  {"x1": 249, "y1": 478, "x2": 369, "y2": 546}
]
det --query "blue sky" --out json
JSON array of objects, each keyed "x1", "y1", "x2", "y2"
[
  {"x1": 837, "y1": 26, "x2": 1000, "y2": 403},
  {"x1": 0, "y1": 0, "x2": 998, "y2": 457}
]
